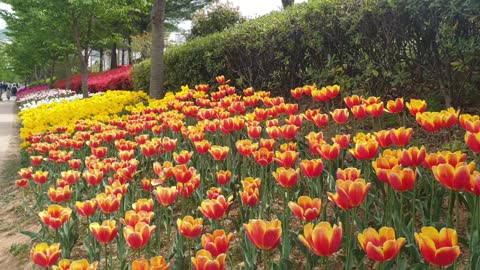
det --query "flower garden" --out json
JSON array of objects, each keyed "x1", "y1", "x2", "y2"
[{"x1": 16, "y1": 77, "x2": 480, "y2": 270}]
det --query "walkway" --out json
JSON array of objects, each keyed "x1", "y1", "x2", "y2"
[{"x1": 0, "y1": 95, "x2": 16, "y2": 168}]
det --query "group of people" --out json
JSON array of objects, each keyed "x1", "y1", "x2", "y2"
[{"x1": 0, "y1": 82, "x2": 18, "y2": 101}]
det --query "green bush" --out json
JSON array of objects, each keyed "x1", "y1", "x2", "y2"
[
  {"x1": 132, "y1": 0, "x2": 480, "y2": 108},
  {"x1": 131, "y1": 59, "x2": 151, "y2": 92}
]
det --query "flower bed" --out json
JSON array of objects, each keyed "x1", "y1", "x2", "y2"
[
  {"x1": 54, "y1": 66, "x2": 133, "y2": 93},
  {"x1": 17, "y1": 77, "x2": 480, "y2": 269},
  {"x1": 17, "y1": 89, "x2": 79, "y2": 111}
]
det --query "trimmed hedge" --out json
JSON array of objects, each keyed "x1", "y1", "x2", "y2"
[{"x1": 133, "y1": 0, "x2": 480, "y2": 108}]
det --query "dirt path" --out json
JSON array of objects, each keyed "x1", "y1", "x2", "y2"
[{"x1": 0, "y1": 97, "x2": 36, "y2": 269}]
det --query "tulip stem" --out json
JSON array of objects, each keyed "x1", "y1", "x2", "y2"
[
  {"x1": 447, "y1": 189, "x2": 455, "y2": 227},
  {"x1": 455, "y1": 192, "x2": 460, "y2": 230},
  {"x1": 345, "y1": 208, "x2": 355, "y2": 270}
]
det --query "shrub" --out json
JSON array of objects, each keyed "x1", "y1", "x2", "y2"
[
  {"x1": 132, "y1": 0, "x2": 480, "y2": 109},
  {"x1": 131, "y1": 59, "x2": 151, "y2": 92},
  {"x1": 55, "y1": 66, "x2": 133, "y2": 93}
]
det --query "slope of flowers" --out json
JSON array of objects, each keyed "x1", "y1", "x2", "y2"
[
  {"x1": 18, "y1": 90, "x2": 149, "y2": 141},
  {"x1": 17, "y1": 89, "x2": 79, "y2": 111},
  {"x1": 17, "y1": 77, "x2": 480, "y2": 270},
  {"x1": 54, "y1": 66, "x2": 133, "y2": 93}
]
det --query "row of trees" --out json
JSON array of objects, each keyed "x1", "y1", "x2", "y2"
[
  {"x1": 1, "y1": 0, "x2": 293, "y2": 98},
  {"x1": 1, "y1": 0, "x2": 217, "y2": 98}
]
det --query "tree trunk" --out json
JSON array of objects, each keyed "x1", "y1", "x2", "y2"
[
  {"x1": 65, "y1": 53, "x2": 73, "y2": 90},
  {"x1": 149, "y1": 0, "x2": 166, "y2": 99},
  {"x1": 128, "y1": 36, "x2": 132, "y2": 65},
  {"x1": 111, "y1": 42, "x2": 118, "y2": 69},
  {"x1": 281, "y1": 0, "x2": 294, "y2": 8},
  {"x1": 121, "y1": 45, "x2": 125, "y2": 66},
  {"x1": 99, "y1": 48, "x2": 104, "y2": 71},
  {"x1": 49, "y1": 58, "x2": 56, "y2": 89},
  {"x1": 81, "y1": 48, "x2": 89, "y2": 97}
]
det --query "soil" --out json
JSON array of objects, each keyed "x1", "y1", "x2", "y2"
[{"x1": 0, "y1": 100, "x2": 37, "y2": 269}]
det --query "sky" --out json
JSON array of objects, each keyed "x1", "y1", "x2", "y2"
[
  {"x1": 0, "y1": 0, "x2": 308, "y2": 30},
  {"x1": 0, "y1": 3, "x2": 11, "y2": 29}
]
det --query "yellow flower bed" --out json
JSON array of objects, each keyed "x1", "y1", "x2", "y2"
[{"x1": 19, "y1": 91, "x2": 149, "y2": 140}]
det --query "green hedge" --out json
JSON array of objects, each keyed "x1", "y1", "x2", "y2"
[{"x1": 133, "y1": 0, "x2": 480, "y2": 108}]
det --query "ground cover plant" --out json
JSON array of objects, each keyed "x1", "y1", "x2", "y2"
[{"x1": 17, "y1": 77, "x2": 480, "y2": 269}]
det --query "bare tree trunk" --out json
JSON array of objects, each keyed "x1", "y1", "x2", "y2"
[
  {"x1": 128, "y1": 36, "x2": 132, "y2": 65},
  {"x1": 149, "y1": 0, "x2": 166, "y2": 99},
  {"x1": 121, "y1": 45, "x2": 125, "y2": 66},
  {"x1": 49, "y1": 58, "x2": 56, "y2": 89},
  {"x1": 111, "y1": 42, "x2": 118, "y2": 69},
  {"x1": 65, "y1": 53, "x2": 73, "y2": 90},
  {"x1": 81, "y1": 48, "x2": 89, "y2": 97},
  {"x1": 282, "y1": 0, "x2": 294, "y2": 8},
  {"x1": 99, "y1": 48, "x2": 104, "y2": 71}
]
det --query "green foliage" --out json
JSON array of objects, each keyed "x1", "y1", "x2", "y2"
[
  {"x1": 131, "y1": 58, "x2": 151, "y2": 91},
  {"x1": 189, "y1": 1, "x2": 245, "y2": 40},
  {"x1": 134, "y1": 0, "x2": 480, "y2": 108}
]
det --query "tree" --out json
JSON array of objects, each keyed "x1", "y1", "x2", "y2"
[
  {"x1": 189, "y1": 1, "x2": 244, "y2": 40},
  {"x1": 282, "y1": 0, "x2": 294, "y2": 9},
  {"x1": 149, "y1": 0, "x2": 214, "y2": 98}
]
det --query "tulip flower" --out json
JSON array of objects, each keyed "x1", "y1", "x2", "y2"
[
  {"x1": 177, "y1": 175, "x2": 201, "y2": 198},
  {"x1": 327, "y1": 179, "x2": 371, "y2": 210},
  {"x1": 357, "y1": 227, "x2": 405, "y2": 261},
  {"x1": 374, "y1": 130, "x2": 393, "y2": 148},
  {"x1": 61, "y1": 170, "x2": 81, "y2": 185},
  {"x1": 387, "y1": 165, "x2": 417, "y2": 192},
  {"x1": 336, "y1": 167, "x2": 361, "y2": 181},
  {"x1": 153, "y1": 186, "x2": 178, "y2": 206},
  {"x1": 467, "y1": 171, "x2": 480, "y2": 196},
  {"x1": 123, "y1": 222, "x2": 156, "y2": 249},
  {"x1": 416, "y1": 112, "x2": 443, "y2": 132},
  {"x1": 198, "y1": 195, "x2": 233, "y2": 220},
  {"x1": 235, "y1": 139, "x2": 258, "y2": 156},
  {"x1": 389, "y1": 127, "x2": 413, "y2": 147},
  {"x1": 209, "y1": 145, "x2": 229, "y2": 161},
  {"x1": 216, "y1": 170, "x2": 232, "y2": 185},
  {"x1": 288, "y1": 196, "x2": 321, "y2": 221},
  {"x1": 331, "y1": 134, "x2": 351, "y2": 149},
  {"x1": 105, "y1": 181, "x2": 129, "y2": 196},
  {"x1": 312, "y1": 113, "x2": 329, "y2": 127},
  {"x1": 259, "y1": 138, "x2": 275, "y2": 151},
  {"x1": 91, "y1": 146, "x2": 108, "y2": 159},
  {"x1": 132, "y1": 256, "x2": 169, "y2": 270},
  {"x1": 89, "y1": 220, "x2": 118, "y2": 243},
  {"x1": 272, "y1": 167, "x2": 300, "y2": 188},
  {"x1": 194, "y1": 140, "x2": 211, "y2": 154},
  {"x1": 32, "y1": 170, "x2": 49, "y2": 184},
  {"x1": 30, "y1": 242, "x2": 61, "y2": 268},
  {"x1": 406, "y1": 99, "x2": 427, "y2": 116},
  {"x1": 372, "y1": 156, "x2": 399, "y2": 183},
  {"x1": 400, "y1": 146, "x2": 426, "y2": 167},
  {"x1": 48, "y1": 185, "x2": 72, "y2": 203},
  {"x1": 349, "y1": 139, "x2": 379, "y2": 160},
  {"x1": 83, "y1": 169, "x2": 104, "y2": 186},
  {"x1": 252, "y1": 147, "x2": 274, "y2": 166},
  {"x1": 39, "y1": 205, "x2": 72, "y2": 229},
  {"x1": 386, "y1": 98, "x2": 404, "y2": 113},
  {"x1": 243, "y1": 219, "x2": 282, "y2": 250},
  {"x1": 266, "y1": 126, "x2": 281, "y2": 139},
  {"x1": 330, "y1": 108, "x2": 349, "y2": 124},
  {"x1": 291, "y1": 87, "x2": 303, "y2": 99},
  {"x1": 362, "y1": 96, "x2": 381, "y2": 105},
  {"x1": 30, "y1": 156, "x2": 44, "y2": 166},
  {"x1": 177, "y1": 216, "x2": 203, "y2": 238},
  {"x1": 415, "y1": 227, "x2": 460, "y2": 266},
  {"x1": 120, "y1": 210, "x2": 155, "y2": 227},
  {"x1": 300, "y1": 159, "x2": 324, "y2": 178},
  {"x1": 299, "y1": 222, "x2": 342, "y2": 256},
  {"x1": 247, "y1": 125, "x2": 262, "y2": 139},
  {"x1": 432, "y1": 163, "x2": 471, "y2": 191},
  {"x1": 162, "y1": 137, "x2": 178, "y2": 152},
  {"x1": 16, "y1": 178, "x2": 29, "y2": 188},
  {"x1": 239, "y1": 186, "x2": 260, "y2": 207},
  {"x1": 201, "y1": 229, "x2": 234, "y2": 256},
  {"x1": 280, "y1": 124, "x2": 299, "y2": 140},
  {"x1": 173, "y1": 150, "x2": 193, "y2": 164},
  {"x1": 436, "y1": 150, "x2": 467, "y2": 167},
  {"x1": 351, "y1": 104, "x2": 367, "y2": 120},
  {"x1": 18, "y1": 167, "x2": 33, "y2": 179},
  {"x1": 75, "y1": 199, "x2": 98, "y2": 218},
  {"x1": 274, "y1": 150, "x2": 299, "y2": 168},
  {"x1": 191, "y1": 250, "x2": 226, "y2": 270},
  {"x1": 172, "y1": 165, "x2": 196, "y2": 183},
  {"x1": 96, "y1": 193, "x2": 122, "y2": 214},
  {"x1": 366, "y1": 102, "x2": 384, "y2": 117},
  {"x1": 465, "y1": 131, "x2": 480, "y2": 153},
  {"x1": 68, "y1": 159, "x2": 82, "y2": 170},
  {"x1": 132, "y1": 198, "x2": 154, "y2": 213},
  {"x1": 344, "y1": 95, "x2": 362, "y2": 108},
  {"x1": 53, "y1": 259, "x2": 99, "y2": 270},
  {"x1": 315, "y1": 143, "x2": 340, "y2": 160}
]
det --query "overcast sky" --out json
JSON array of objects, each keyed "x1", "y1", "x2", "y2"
[{"x1": 0, "y1": 3, "x2": 11, "y2": 29}]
